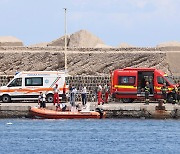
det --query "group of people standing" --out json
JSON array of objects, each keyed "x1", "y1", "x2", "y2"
[
  {"x1": 38, "y1": 83, "x2": 63, "y2": 110},
  {"x1": 144, "y1": 81, "x2": 180, "y2": 105},
  {"x1": 69, "y1": 84, "x2": 87, "y2": 109},
  {"x1": 97, "y1": 84, "x2": 110, "y2": 105},
  {"x1": 38, "y1": 83, "x2": 110, "y2": 110},
  {"x1": 161, "y1": 81, "x2": 180, "y2": 104},
  {"x1": 37, "y1": 80, "x2": 180, "y2": 109}
]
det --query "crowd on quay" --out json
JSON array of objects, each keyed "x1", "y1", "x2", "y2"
[
  {"x1": 37, "y1": 81, "x2": 180, "y2": 110},
  {"x1": 144, "y1": 80, "x2": 180, "y2": 105},
  {"x1": 37, "y1": 83, "x2": 110, "y2": 111}
]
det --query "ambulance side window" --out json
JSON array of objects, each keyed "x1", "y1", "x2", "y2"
[
  {"x1": 8, "y1": 78, "x2": 22, "y2": 87},
  {"x1": 118, "y1": 76, "x2": 136, "y2": 85},
  {"x1": 25, "y1": 77, "x2": 43, "y2": 86}
]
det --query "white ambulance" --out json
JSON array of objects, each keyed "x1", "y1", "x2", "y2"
[{"x1": 0, "y1": 71, "x2": 67, "y2": 103}]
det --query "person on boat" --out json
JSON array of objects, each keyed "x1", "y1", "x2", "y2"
[
  {"x1": 53, "y1": 84, "x2": 60, "y2": 106},
  {"x1": 60, "y1": 103, "x2": 67, "y2": 111},
  {"x1": 97, "y1": 85, "x2": 104, "y2": 105},
  {"x1": 38, "y1": 92, "x2": 46, "y2": 108},
  {"x1": 81, "y1": 86, "x2": 87, "y2": 106}
]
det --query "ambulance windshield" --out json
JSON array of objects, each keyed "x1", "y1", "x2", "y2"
[
  {"x1": 8, "y1": 78, "x2": 22, "y2": 87},
  {"x1": 165, "y1": 76, "x2": 175, "y2": 85}
]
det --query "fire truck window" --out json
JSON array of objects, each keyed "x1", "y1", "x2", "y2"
[
  {"x1": 8, "y1": 78, "x2": 22, "y2": 87},
  {"x1": 118, "y1": 76, "x2": 135, "y2": 85},
  {"x1": 25, "y1": 77, "x2": 43, "y2": 86},
  {"x1": 157, "y1": 76, "x2": 166, "y2": 84}
]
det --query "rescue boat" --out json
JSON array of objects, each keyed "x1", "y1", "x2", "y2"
[{"x1": 30, "y1": 107, "x2": 106, "y2": 119}]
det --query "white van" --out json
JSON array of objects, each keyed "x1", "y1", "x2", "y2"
[{"x1": 0, "y1": 71, "x2": 67, "y2": 103}]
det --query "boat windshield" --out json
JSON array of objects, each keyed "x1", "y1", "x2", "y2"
[{"x1": 164, "y1": 76, "x2": 175, "y2": 85}]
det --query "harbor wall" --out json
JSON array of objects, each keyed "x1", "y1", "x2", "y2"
[
  {"x1": 0, "y1": 106, "x2": 30, "y2": 118},
  {"x1": 0, "y1": 104, "x2": 180, "y2": 119},
  {"x1": 0, "y1": 47, "x2": 180, "y2": 78}
]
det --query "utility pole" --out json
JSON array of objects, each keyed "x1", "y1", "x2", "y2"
[{"x1": 64, "y1": 8, "x2": 67, "y2": 73}]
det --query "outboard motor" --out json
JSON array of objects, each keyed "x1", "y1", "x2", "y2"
[{"x1": 95, "y1": 108, "x2": 104, "y2": 119}]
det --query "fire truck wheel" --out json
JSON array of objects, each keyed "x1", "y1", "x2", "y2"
[
  {"x1": 46, "y1": 94, "x2": 54, "y2": 103},
  {"x1": 122, "y1": 98, "x2": 134, "y2": 103},
  {"x1": 2, "y1": 95, "x2": 11, "y2": 103}
]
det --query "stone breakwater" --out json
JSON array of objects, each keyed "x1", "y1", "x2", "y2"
[
  {"x1": 1, "y1": 46, "x2": 180, "y2": 77},
  {"x1": 0, "y1": 106, "x2": 31, "y2": 118}
]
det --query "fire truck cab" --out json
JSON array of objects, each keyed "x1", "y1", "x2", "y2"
[{"x1": 111, "y1": 68, "x2": 176, "y2": 103}]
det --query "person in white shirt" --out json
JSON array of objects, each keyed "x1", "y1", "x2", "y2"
[
  {"x1": 81, "y1": 86, "x2": 87, "y2": 106},
  {"x1": 38, "y1": 92, "x2": 46, "y2": 108}
]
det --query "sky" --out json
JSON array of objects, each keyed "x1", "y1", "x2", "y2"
[{"x1": 0, "y1": 0, "x2": 180, "y2": 47}]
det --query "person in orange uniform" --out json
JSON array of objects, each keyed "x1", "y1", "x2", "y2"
[
  {"x1": 104, "y1": 84, "x2": 110, "y2": 104},
  {"x1": 97, "y1": 85, "x2": 104, "y2": 105},
  {"x1": 53, "y1": 84, "x2": 60, "y2": 106}
]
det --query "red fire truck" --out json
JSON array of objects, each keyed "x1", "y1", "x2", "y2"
[{"x1": 111, "y1": 68, "x2": 176, "y2": 103}]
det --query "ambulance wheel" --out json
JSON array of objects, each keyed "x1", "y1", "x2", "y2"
[
  {"x1": 122, "y1": 98, "x2": 134, "y2": 103},
  {"x1": 46, "y1": 94, "x2": 54, "y2": 103},
  {"x1": 2, "y1": 95, "x2": 11, "y2": 103}
]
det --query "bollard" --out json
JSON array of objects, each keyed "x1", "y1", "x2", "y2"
[{"x1": 155, "y1": 99, "x2": 165, "y2": 110}]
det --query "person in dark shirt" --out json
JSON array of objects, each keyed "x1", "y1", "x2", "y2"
[
  {"x1": 161, "y1": 82, "x2": 168, "y2": 104},
  {"x1": 144, "y1": 82, "x2": 150, "y2": 105},
  {"x1": 172, "y1": 86, "x2": 178, "y2": 104}
]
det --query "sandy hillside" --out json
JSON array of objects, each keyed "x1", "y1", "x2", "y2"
[
  {"x1": 0, "y1": 36, "x2": 23, "y2": 46},
  {"x1": 157, "y1": 41, "x2": 180, "y2": 47},
  {"x1": 47, "y1": 30, "x2": 105, "y2": 48},
  {"x1": 117, "y1": 43, "x2": 135, "y2": 48}
]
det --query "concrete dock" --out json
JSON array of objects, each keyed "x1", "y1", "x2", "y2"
[{"x1": 0, "y1": 102, "x2": 180, "y2": 119}]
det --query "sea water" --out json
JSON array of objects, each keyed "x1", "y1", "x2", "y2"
[{"x1": 0, "y1": 119, "x2": 180, "y2": 154}]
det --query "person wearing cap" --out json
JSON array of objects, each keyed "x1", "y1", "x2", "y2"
[{"x1": 53, "y1": 84, "x2": 60, "y2": 106}]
